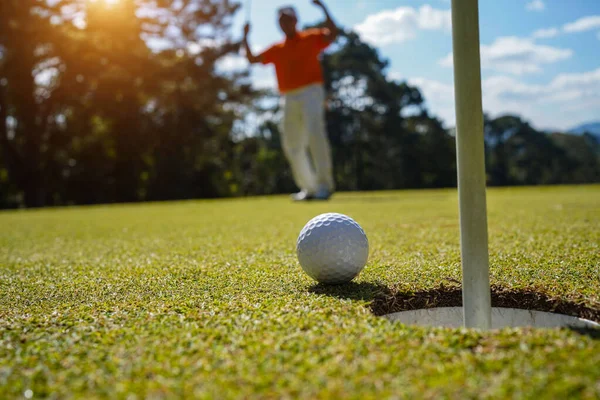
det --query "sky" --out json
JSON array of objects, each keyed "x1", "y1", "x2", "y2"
[{"x1": 226, "y1": 0, "x2": 600, "y2": 131}]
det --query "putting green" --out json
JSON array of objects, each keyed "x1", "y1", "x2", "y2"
[{"x1": 1, "y1": 185, "x2": 599, "y2": 398}]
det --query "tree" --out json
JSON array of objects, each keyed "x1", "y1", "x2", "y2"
[
  {"x1": 321, "y1": 30, "x2": 455, "y2": 190},
  {"x1": 483, "y1": 115, "x2": 598, "y2": 185},
  {"x1": 0, "y1": 0, "x2": 254, "y2": 207},
  {"x1": 485, "y1": 115, "x2": 520, "y2": 185},
  {"x1": 0, "y1": 0, "x2": 60, "y2": 206},
  {"x1": 145, "y1": 0, "x2": 251, "y2": 200},
  {"x1": 550, "y1": 132, "x2": 600, "y2": 183}
]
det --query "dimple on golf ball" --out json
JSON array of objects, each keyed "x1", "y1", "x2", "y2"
[{"x1": 296, "y1": 213, "x2": 369, "y2": 284}]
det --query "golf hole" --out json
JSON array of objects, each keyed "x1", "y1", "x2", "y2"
[
  {"x1": 384, "y1": 307, "x2": 599, "y2": 329},
  {"x1": 371, "y1": 284, "x2": 600, "y2": 330}
]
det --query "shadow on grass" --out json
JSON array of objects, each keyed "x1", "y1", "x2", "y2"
[
  {"x1": 567, "y1": 326, "x2": 600, "y2": 339},
  {"x1": 312, "y1": 281, "x2": 599, "y2": 337},
  {"x1": 307, "y1": 281, "x2": 392, "y2": 302}
]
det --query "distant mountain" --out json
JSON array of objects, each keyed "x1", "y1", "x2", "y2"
[{"x1": 568, "y1": 122, "x2": 600, "y2": 137}]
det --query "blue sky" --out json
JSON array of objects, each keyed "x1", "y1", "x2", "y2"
[{"x1": 227, "y1": 0, "x2": 600, "y2": 130}]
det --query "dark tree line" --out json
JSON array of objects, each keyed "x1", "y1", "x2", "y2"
[
  {"x1": 1, "y1": 1, "x2": 599, "y2": 208},
  {"x1": 484, "y1": 115, "x2": 599, "y2": 185}
]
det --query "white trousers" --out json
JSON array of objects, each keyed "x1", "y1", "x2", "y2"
[{"x1": 281, "y1": 84, "x2": 334, "y2": 194}]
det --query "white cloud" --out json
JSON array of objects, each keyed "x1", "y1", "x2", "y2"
[
  {"x1": 399, "y1": 68, "x2": 600, "y2": 129},
  {"x1": 354, "y1": 5, "x2": 451, "y2": 46},
  {"x1": 532, "y1": 15, "x2": 600, "y2": 41},
  {"x1": 388, "y1": 71, "x2": 403, "y2": 81},
  {"x1": 483, "y1": 69, "x2": 600, "y2": 128},
  {"x1": 216, "y1": 55, "x2": 247, "y2": 72},
  {"x1": 440, "y1": 36, "x2": 572, "y2": 75},
  {"x1": 407, "y1": 77, "x2": 455, "y2": 124},
  {"x1": 526, "y1": 0, "x2": 545, "y2": 12},
  {"x1": 489, "y1": 68, "x2": 600, "y2": 103},
  {"x1": 532, "y1": 27, "x2": 559, "y2": 39},
  {"x1": 563, "y1": 15, "x2": 600, "y2": 33},
  {"x1": 252, "y1": 68, "x2": 277, "y2": 90},
  {"x1": 532, "y1": 15, "x2": 600, "y2": 42},
  {"x1": 551, "y1": 67, "x2": 600, "y2": 93}
]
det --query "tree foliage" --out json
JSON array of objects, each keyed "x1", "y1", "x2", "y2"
[{"x1": 0, "y1": 0, "x2": 249, "y2": 207}]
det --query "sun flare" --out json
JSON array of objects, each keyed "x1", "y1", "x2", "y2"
[{"x1": 89, "y1": 0, "x2": 120, "y2": 4}]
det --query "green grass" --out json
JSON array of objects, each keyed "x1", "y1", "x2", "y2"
[{"x1": 1, "y1": 185, "x2": 599, "y2": 399}]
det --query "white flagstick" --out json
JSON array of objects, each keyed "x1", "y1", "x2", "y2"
[{"x1": 451, "y1": 0, "x2": 492, "y2": 329}]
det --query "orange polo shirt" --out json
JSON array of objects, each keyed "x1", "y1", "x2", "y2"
[{"x1": 260, "y1": 29, "x2": 331, "y2": 93}]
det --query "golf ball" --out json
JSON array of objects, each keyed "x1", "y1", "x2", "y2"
[{"x1": 296, "y1": 213, "x2": 369, "y2": 284}]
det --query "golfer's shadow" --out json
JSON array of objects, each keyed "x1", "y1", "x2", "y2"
[{"x1": 307, "y1": 281, "x2": 391, "y2": 302}]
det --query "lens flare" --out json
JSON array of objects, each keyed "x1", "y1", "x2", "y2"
[{"x1": 89, "y1": 0, "x2": 120, "y2": 4}]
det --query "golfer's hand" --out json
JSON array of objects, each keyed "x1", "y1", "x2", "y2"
[
  {"x1": 311, "y1": 0, "x2": 324, "y2": 8},
  {"x1": 243, "y1": 23, "x2": 251, "y2": 38}
]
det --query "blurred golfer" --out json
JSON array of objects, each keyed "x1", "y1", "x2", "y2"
[{"x1": 243, "y1": 0, "x2": 338, "y2": 201}]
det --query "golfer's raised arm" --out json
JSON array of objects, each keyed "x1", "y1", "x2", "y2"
[
  {"x1": 312, "y1": 0, "x2": 338, "y2": 42},
  {"x1": 242, "y1": 23, "x2": 261, "y2": 64}
]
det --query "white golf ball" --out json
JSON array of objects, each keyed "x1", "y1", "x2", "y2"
[{"x1": 296, "y1": 213, "x2": 369, "y2": 284}]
